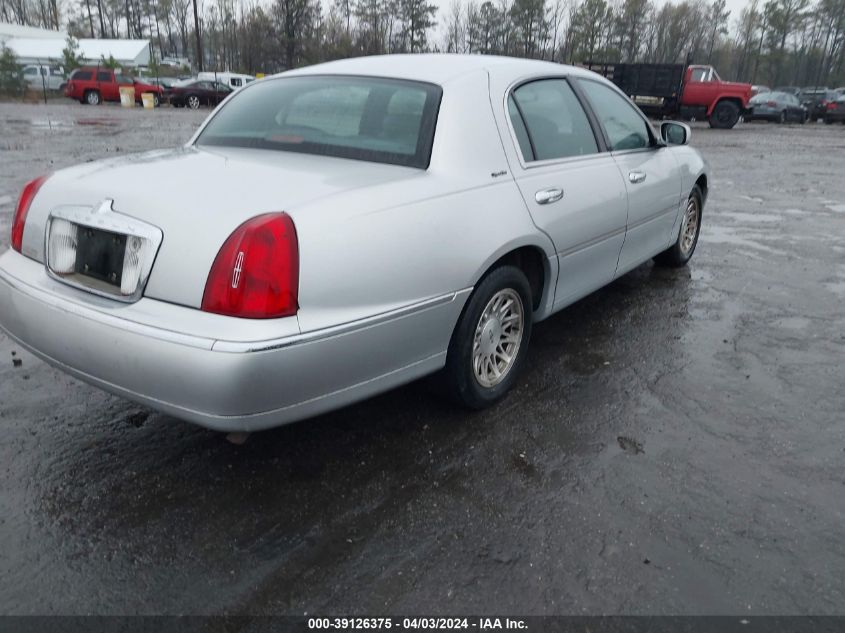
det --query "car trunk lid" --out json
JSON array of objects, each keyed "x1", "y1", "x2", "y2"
[{"x1": 23, "y1": 146, "x2": 420, "y2": 309}]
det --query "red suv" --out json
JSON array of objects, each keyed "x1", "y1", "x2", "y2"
[{"x1": 64, "y1": 67, "x2": 163, "y2": 106}]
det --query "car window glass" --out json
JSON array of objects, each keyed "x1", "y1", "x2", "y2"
[
  {"x1": 507, "y1": 95, "x2": 533, "y2": 160},
  {"x1": 197, "y1": 76, "x2": 441, "y2": 169},
  {"x1": 115, "y1": 75, "x2": 132, "y2": 84},
  {"x1": 231, "y1": 78, "x2": 242, "y2": 87},
  {"x1": 96, "y1": 71, "x2": 111, "y2": 81},
  {"x1": 24, "y1": 67, "x2": 36, "y2": 75},
  {"x1": 578, "y1": 80, "x2": 651, "y2": 151},
  {"x1": 510, "y1": 79, "x2": 597, "y2": 161},
  {"x1": 690, "y1": 68, "x2": 708, "y2": 82}
]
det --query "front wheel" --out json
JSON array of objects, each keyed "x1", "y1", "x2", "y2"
[
  {"x1": 187, "y1": 95, "x2": 201, "y2": 109},
  {"x1": 709, "y1": 101, "x2": 740, "y2": 129},
  {"x1": 654, "y1": 185, "x2": 703, "y2": 268},
  {"x1": 444, "y1": 266, "x2": 533, "y2": 410},
  {"x1": 778, "y1": 110, "x2": 786, "y2": 124}
]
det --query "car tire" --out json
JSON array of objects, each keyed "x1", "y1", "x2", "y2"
[
  {"x1": 153, "y1": 94, "x2": 160, "y2": 107},
  {"x1": 187, "y1": 95, "x2": 201, "y2": 109},
  {"x1": 824, "y1": 117, "x2": 833, "y2": 125},
  {"x1": 85, "y1": 90, "x2": 100, "y2": 105},
  {"x1": 654, "y1": 185, "x2": 703, "y2": 268},
  {"x1": 778, "y1": 110, "x2": 786, "y2": 124},
  {"x1": 709, "y1": 101, "x2": 740, "y2": 129},
  {"x1": 444, "y1": 266, "x2": 533, "y2": 410}
]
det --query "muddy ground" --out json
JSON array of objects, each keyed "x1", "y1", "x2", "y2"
[{"x1": 0, "y1": 103, "x2": 843, "y2": 616}]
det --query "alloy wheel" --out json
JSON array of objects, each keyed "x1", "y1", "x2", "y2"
[
  {"x1": 679, "y1": 195, "x2": 700, "y2": 256},
  {"x1": 472, "y1": 289, "x2": 525, "y2": 388}
]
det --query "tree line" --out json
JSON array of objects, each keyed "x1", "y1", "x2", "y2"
[{"x1": 2, "y1": 0, "x2": 844, "y2": 86}]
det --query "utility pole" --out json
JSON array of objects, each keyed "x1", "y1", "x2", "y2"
[{"x1": 192, "y1": 0, "x2": 204, "y2": 71}]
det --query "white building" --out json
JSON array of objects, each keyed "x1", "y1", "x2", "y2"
[
  {"x1": 1, "y1": 22, "x2": 151, "y2": 67},
  {"x1": 0, "y1": 22, "x2": 66, "y2": 43}
]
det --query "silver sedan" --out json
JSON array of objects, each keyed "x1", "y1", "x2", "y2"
[{"x1": 0, "y1": 55, "x2": 708, "y2": 432}]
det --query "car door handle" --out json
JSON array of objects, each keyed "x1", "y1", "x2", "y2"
[
  {"x1": 629, "y1": 171, "x2": 647, "y2": 184},
  {"x1": 535, "y1": 188, "x2": 564, "y2": 204}
]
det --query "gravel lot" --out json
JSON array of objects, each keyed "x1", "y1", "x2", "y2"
[{"x1": 0, "y1": 102, "x2": 844, "y2": 616}]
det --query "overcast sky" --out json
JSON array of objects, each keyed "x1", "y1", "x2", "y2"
[{"x1": 423, "y1": 0, "x2": 751, "y2": 42}]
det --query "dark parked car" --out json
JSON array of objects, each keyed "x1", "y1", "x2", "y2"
[
  {"x1": 168, "y1": 80, "x2": 232, "y2": 109},
  {"x1": 797, "y1": 87, "x2": 838, "y2": 121},
  {"x1": 823, "y1": 95, "x2": 845, "y2": 124},
  {"x1": 748, "y1": 91, "x2": 807, "y2": 123}
]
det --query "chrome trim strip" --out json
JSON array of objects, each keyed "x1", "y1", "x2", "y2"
[
  {"x1": 212, "y1": 290, "x2": 469, "y2": 353},
  {"x1": 556, "y1": 226, "x2": 627, "y2": 259},
  {"x1": 0, "y1": 263, "x2": 467, "y2": 355},
  {"x1": 0, "y1": 264, "x2": 214, "y2": 350},
  {"x1": 625, "y1": 204, "x2": 678, "y2": 231}
]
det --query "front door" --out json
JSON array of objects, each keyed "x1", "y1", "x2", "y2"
[{"x1": 575, "y1": 78, "x2": 682, "y2": 276}]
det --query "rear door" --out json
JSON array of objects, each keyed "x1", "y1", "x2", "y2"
[
  {"x1": 497, "y1": 76, "x2": 629, "y2": 309},
  {"x1": 575, "y1": 78, "x2": 682, "y2": 276}
]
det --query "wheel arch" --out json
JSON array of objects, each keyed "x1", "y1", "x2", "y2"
[
  {"x1": 694, "y1": 173, "x2": 708, "y2": 205},
  {"x1": 707, "y1": 96, "x2": 744, "y2": 117},
  {"x1": 470, "y1": 240, "x2": 557, "y2": 319}
]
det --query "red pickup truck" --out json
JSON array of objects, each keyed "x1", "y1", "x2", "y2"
[
  {"x1": 585, "y1": 62, "x2": 753, "y2": 129},
  {"x1": 65, "y1": 67, "x2": 163, "y2": 106}
]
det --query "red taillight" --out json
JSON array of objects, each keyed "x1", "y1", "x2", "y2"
[
  {"x1": 766, "y1": 101, "x2": 777, "y2": 107},
  {"x1": 827, "y1": 101, "x2": 837, "y2": 110},
  {"x1": 201, "y1": 213, "x2": 299, "y2": 319},
  {"x1": 11, "y1": 175, "x2": 49, "y2": 253}
]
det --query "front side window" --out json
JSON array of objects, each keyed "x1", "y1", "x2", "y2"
[
  {"x1": 690, "y1": 68, "x2": 711, "y2": 82},
  {"x1": 24, "y1": 67, "x2": 37, "y2": 76},
  {"x1": 578, "y1": 80, "x2": 652, "y2": 151},
  {"x1": 197, "y1": 76, "x2": 442, "y2": 169},
  {"x1": 508, "y1": 79, "x2": 598, "y2": 162}
]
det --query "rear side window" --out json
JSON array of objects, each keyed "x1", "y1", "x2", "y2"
[
  {"x1": 578, "y1": 79, "x2": 651, "y2": 151},
  {"x1": 72, "y1": 70, "x2": 92, "y2": 80},
  {"x1": 197, "y1": 75, "x2": 442, "y2": 169},
  {"x1": 508, "y1": 79, "x2": 598, "y2": 162}
]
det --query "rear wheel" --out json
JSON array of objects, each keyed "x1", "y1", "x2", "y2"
[
  {"x1": 778, "y1": 110, "x2": 786, "y2": 124},
  {"x1": 444, "y1": 266, "x2": 533, "y2": 409},
  {"x1": 84, "y1": 89, "x2": 100, "y2": 105},
  {"x1": 654, "y1": 185, "x2": 703, "y2": 268},
  {"x1": 187, "y1": 95, "x2": 201, "y2": 109},
  {"x1": 709, "y1": 100, "x2": 740, "y2": 129}
]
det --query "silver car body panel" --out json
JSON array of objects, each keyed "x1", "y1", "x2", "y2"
[{"x1": 0, "y1": 55, "x2": 708, "y2": 431}]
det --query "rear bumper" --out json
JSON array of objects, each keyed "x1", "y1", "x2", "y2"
[{"x1": 0, "y1": 250, "x2": 465, "y2": 432}]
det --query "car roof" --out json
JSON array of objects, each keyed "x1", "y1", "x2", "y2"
[{"x1": 279, "y1": 54, "x2": 598, "y2": 86}]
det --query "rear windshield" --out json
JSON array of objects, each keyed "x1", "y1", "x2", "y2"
[{"x1": 196, "y1": 75, "x2": 442, "y2": 169}]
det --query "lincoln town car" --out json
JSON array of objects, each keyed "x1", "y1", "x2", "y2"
[{"x1": 0, "y1": 55, "x2": 707, "y2": 432}]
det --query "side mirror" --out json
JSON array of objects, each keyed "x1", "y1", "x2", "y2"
[{"x1": 661, "y1": 121, "x2": 691, "y2": 146}]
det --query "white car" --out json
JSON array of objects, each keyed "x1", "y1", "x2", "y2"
[
  {"x1": 22, "y1": 64, "x2": 66, "y2": 91},
  {"x1": 0, "y1": 55, "x2": 707, "y2": 432}
]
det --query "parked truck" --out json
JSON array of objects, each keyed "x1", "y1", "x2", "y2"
[{"x1": 583, "y1": 62, "x2": 753, "y2": 129}]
